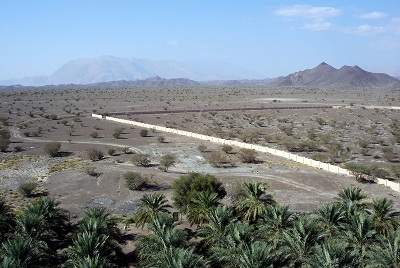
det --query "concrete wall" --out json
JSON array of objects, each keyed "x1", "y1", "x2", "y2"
[{"x1": 94, "y1": 114, "x2": 400, "y2": 192}]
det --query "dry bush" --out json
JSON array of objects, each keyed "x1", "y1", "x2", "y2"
[
  {"x1": 207, "y1": 151, "x2": 228, "y2": 168},
  {"x1": 238, "y1": 148, "x2": 257, "y2": 163},
  {"x1": 43, "y1": 142, "x2": 61, "y2": 157},
  {"x1": 132, "y1": 153, "x2": 151, "y2": 167},
  {"x1": 86, "y1": 148, "x2": 104, "y2": 161}
]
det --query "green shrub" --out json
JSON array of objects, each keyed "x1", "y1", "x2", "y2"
[
  {"x1": 197, "y1": 144, "x2": 207, "y2": 152},
  {"x1": 113, "y1": 128, "x2": 124, "y2": 139},
  {"x1": 123, "y1": 172, "x2": 149, "y2": 191},
  {"x1": 139, "y1": 129, "x2": 148, "y2": 137},
  {"x1": 159, "y1": 154, "x2": 176, "y2": 172},
  {"x1": 107, "y1": 148, "x2": 116, "y2": 156},
  {"x1": 131, "y1": 153, "x2": 151, "y2": 167},
  {"x1": 221, "y1": 144, "x2": 233, "y2": 154},
  {"x1": 84, "y1": 166, "x2": 97, "y2": 177},
  {"x1": 18, "y1": 182, "x2": 37, "y2": 197},
  {"x1": 172, "y1": 172, "x2": 226, "y2": 213},
  {"x1": 0, "y1": 138, "x2": 10, "y2": 152},
  {"x1": 90, "y1": 131, "x2": 98, "y2": 138}
]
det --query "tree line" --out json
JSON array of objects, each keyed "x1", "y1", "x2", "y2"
[{"x1": 1, "y1": 172, "x2": 400, "y2": 267}]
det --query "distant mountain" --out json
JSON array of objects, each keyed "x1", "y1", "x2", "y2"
[
  {"x1": 88, "y1": 76, "x2": 201, "y2": 87},
  {"x1": 0, "y1": 56, "x2": 261, "y2": 86},
  {"x1": 269, "y1": 62, "x2": 400, "y2": 88}
]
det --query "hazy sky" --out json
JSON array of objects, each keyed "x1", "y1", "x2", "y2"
[{"x1": 1, "y1": 1, "x2": 399, "y2": 80}]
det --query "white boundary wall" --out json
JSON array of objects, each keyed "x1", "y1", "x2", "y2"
[{"x1": 94, "y1": 114, "x2": 400, "y2": 192}]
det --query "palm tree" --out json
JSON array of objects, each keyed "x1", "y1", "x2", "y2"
[
  {"x1": 136, "y1": 213, "x2": 188, "y2": 262},
  {"x1": 133, "y1": 193, "x2": 171, "y2": 229},
  {"x1": 258, "y1": 203, "x2": 294, "y2": 245},
  {"x1": 315, "y1": 203, "x2": 346, "y2": 238},
  {"x1": 368, "y1": 198, "x2": 400, "y2": 237},
  {"x1": 280, "y1": 216, "x2": 325, "y2": 267},
  {"x1": 1, "y1": 236, "x2": 50, "y2": 268},
  {"x1": 140, "y1": 247, "x2": 209, "y2": 268},
  {"x1": 237, "y1": 241, "x2": 276, "y2": 268},
  {"x1": 234, "y1": 181, "x2": 275, "y2": 223},
  {"x1": 337, "y1": 187, "x2": 367, "y2": 204},
  {"x1": 187, "y1": 191, "x2": 220, "y2": 226},
  {"x1": 209, "y1": 221, "x2": 255, "y2": 267},
  {"x1": 66, "y1": 255, "x2": 115, "y2": 268},
  {"x1": 25, "y1": 197, "x2": 69, "y2": 238},
  {"x1": 15, "y1": 213, "x2": 56, "y2": 242},
  {"x1": 305, "y1": 239, "x2": 355, "y2": 268},
  {"x1": 79, "y1": 207, "x2": 120, "y2": 241},
  {"x1": 0, "y1": 197, "x2": 14, "y2": 240},
  {"x1": 197, "y1": 205, "x2": 235, "y2": 248},
  {"x1": 342, "y1": 212, "x2": 376, "y2": 265},
  {"x1": 66, "y1": 231, "x2": 119, "y2": 267},
  {"x1": 365, "y1": 230, "x2": 400, "y2": 268}
]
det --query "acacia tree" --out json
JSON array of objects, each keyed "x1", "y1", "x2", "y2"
[{"x1": 160, "y1": 154, "x2": 176, "y2": 172}]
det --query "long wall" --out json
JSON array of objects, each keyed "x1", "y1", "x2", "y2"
[{"x1": 92, "y1": 114, "x2": 399, "y2": 192}]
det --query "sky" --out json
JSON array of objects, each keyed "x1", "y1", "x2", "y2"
[{"x1": 1, "y1": 0, "x2": 400, "y2": 80}]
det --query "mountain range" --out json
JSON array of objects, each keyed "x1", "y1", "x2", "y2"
[
  {"x1": 1, "y1": 57, "x2": 399, "y2": 88},
  {"x1": 0, "y1": 56, "x2": 260, "y2": 86}
]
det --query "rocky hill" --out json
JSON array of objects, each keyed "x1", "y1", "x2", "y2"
[{"x1": 269, "y1": 62, "x2": 400, "y2": 87}]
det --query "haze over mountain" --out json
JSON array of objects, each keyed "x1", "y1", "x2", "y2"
[
  {"x1": 1, "y1": 58, "x2": 399, "y2": 89},
  {"x1": 269, "y1": 62, "x2": 400, "y2": 88},
  {"x1": 0, "y1": 56, "x2": 261, "y2": 86}
]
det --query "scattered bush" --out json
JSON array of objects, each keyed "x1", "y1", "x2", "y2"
[
  {"x1": 198, "y1": 144, "x2": 207, "y2": 152},
  {"x1": 107, "y1": 148, "x2": 116, "y2": 156},
  {"x1": 0, "y1": 129, "x2": 11, "y2": 139},
  {"x1": 112, "y1": 128, "x2": 124, "y2": 139},
  {"x1": 18, "y1": 182, "x2": 37, "y2": 197},
  {"x1": 391, "y1": 165, "x2": 400, "y2": 179},
  {"x1": 13, "y1": 146, "x2": 23, "y2": 152},
  {"x1": 86, "y1": 148, "x2": 104, "y2": 161},
  {"x1": 83, "y1": 166, "x2": 97, "y2": 177},
  {"x1": 221, "y1": 144, "x2": 233, "y2": 154},
  {"x1": 159, "y1": 154, "x2": 177, "y2": 172},
  {"x1": 139, "y1": 129, "x2": 148, "y2": 137},
  {"x1": 131, "y1": 153, "x2": 151, "y2": 167},
  {"x1": 382, "y1": 147, "x2": 395, "y2": 162},
  {"x1": 123, "y1": 171, "x2": 149, "y2": 191},
  {"x1": 207, "y1": 151, "x2": 228, "y2": 168},
  {"x1": 43, "y1": 142, "x2": 61, "y2": 157},
  {"x1": 344, "y1": 162, "x2": 390, "y2": 180},
  {"x1": 121, "y1": 146, "x2": 131, "y2": 154},
  {"x1": 157, "y1": 136, "x2": 165, "y2": 143},
  {"x1": 0, "y1": 138, "x2": 10, "y2": 152},
  {"x1": 238, "y1": 148, "x2": 257, "y2": 163},
  {"x1": 90, "y1": 131, "x2": 98, "y2": 138}
]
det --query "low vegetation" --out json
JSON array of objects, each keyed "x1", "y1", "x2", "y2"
[
  {"x1": 123, "y1": 171, "x2": 149, "y2": 191},
  {"x1": 43, "y1": 141, "x2": 61, "y2": 157}
]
